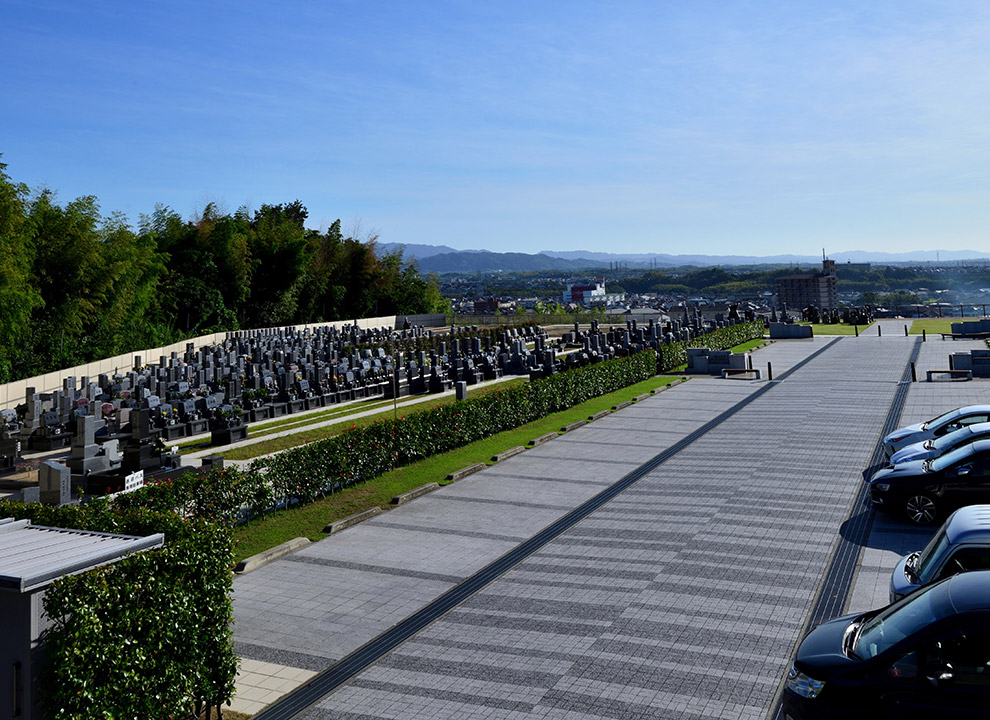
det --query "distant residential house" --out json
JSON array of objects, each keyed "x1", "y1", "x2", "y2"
[{"x1": 776, "y1": 259, "x2": 838, "y2": 310}]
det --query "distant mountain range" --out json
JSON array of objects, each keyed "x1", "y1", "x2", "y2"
[{"x1": 377, "y1": 243, "x2": 988, "y2": 274}]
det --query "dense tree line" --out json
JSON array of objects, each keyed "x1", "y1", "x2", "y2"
[{"x1": 0, "y1": 157, "x2": 448, "y2": 382}]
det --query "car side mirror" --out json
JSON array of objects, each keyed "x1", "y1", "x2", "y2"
[{"x1": 958, "y1": 466, "x2": 972, "y2": 476}]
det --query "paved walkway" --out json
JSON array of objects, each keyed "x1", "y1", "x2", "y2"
[{"x1": 228, "y1": 329, "x2": 990, "y2": 718}]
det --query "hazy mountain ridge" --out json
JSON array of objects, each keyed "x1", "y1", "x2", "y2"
[{"x1": 381, "y1": 244, "x2": 988, "y2": 273}]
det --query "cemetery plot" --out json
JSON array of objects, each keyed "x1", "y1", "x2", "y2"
[{"x1": 1, "y1": 317, "x2": 758, "y2": 506}]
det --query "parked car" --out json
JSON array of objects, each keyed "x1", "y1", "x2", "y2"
[
  {"x1": 869, "y1": 439, "x2": 990, "y2": 525},
  {"x1": 783, "y1": 570, "x2": 990, "y2": 720},
  {"x1": 882, "y1": 406, "x2": 990, "y2": 458},
  {"x1": 889, "y1": 505, "x2": 990, "y2": 602},
  {"x1": 889, "y1": 422, "x2": 990, "y2": 466}
]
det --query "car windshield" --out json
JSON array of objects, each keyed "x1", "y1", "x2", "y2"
[
  {"x1": 923, "y1": 409, "x2": 961, "y2": 431},
  {"x1": 931, "y1": 444, "x2": 977, "y2": 473},
  {"x1": 932, "y1": 426, "x2": 974, "y2": 453},
  {"x1": 915, "y1": 528, "x2": 950, "y2": 583},
  {"x1": 854, "y1": 582, "x2": 951, "y2": 659}
]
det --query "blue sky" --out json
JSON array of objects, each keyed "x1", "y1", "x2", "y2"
[{"x1": 2, "y1": 0, "x2": 989, "y2": 256}]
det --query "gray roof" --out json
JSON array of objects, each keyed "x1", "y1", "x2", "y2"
[{"x1": 0, "y1": 518, "x2": 164, "y2": 592}]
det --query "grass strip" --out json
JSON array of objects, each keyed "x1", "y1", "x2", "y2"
[
  {"x1": 908, "y1": 318, "x2": 958, "y2": 335},
  {"x1": 231, "y1": 374, "x2": 683, "y2": 562}
]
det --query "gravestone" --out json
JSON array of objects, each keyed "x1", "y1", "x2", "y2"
[{"x1": 40, "y1": 460, "x2": 72, "y2": 506}]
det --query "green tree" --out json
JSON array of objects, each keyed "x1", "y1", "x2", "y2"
[{"x1": 0, "y1": 156, "x2": 42, "y2": 380}]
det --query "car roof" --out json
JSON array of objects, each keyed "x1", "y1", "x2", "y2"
[
  {"x1": 945, "y1": 570, "x2": 990, "y2": 613},
  {"x1": 935, "y1": 438, "x2": 990, "y2": 467},
  {"x1": 945, "y1": 505, "x2": 990, "y2": 544},
  {"x1": 935, "y1": 406, "x2": 990, "y2": 424},
  {"x1": 958, "y1": 422, "x2": 990, "y2": 437}
]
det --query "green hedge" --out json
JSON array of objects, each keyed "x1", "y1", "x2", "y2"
[
  {"x1": 255, "y1": 348, "x2": 657, "y2": 507},
  {"x1": 657, "y1": 320, "x2": 765, "y2": 372},
  {"x1": 0, "y1": 499, "x2": 236, "y2": 720}
]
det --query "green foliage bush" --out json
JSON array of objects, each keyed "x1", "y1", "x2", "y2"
[
  {"x1": 657, "y1": 320, "x2": 764, "y2": 372},
  {"x1": 0, "y1": 499, "x2": 236, "y2": 720}
]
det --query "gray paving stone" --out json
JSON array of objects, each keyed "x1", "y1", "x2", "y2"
[{"x1": 241, "y1": 335, "x2": 986, "y2": 719}]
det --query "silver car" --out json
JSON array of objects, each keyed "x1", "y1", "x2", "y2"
[
  {"x1": 889, "y1": 421, "x2": 990, "y2": 466},
  {"x1": 889, "y1": 504, "x2": 990, "y2": 602},
  {"x1": 881, "y1": 405, "x2": 990, "y2": 458}
]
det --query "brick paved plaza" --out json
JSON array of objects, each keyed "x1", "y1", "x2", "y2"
[{"x1": 232, "y1": 324, "x2": 990, "y2": 719}]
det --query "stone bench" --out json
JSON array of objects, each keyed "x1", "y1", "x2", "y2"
[
  {"x1": 235, "y1": 537, "x2": 310, "y2": 574},
  {"x1": 926, "y1": 369, "x2": 973, "y2": 382},
  {"x1": 721, "y1": 368, "x2": 761, "y2": 379},
  {"x1": 491, "y1": 446, "x2": 525, "y2": 463},
  {"x1": 941, "y1": 332, "x2": 990, "y2": 340},
  {"x1": 391, "y1": 482, "x2": 439, "y2": 505},
  {"x1": 323, "y1": 507, "x2": 382, "y2": 534},
  {"x1": 445, "y1": 463, "x2": 486, "y2": 481}
]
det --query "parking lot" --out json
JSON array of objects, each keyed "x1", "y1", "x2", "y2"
[{"x1": 234, "y1": 325, "x2": 990, "y2": 719}]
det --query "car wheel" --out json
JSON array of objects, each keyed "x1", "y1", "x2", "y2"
[{"x1": 905, "y1": 494, "x2": 938, "y2": 525}]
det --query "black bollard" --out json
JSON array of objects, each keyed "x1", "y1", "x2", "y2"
[
  {"x1": 878, "y1": 324, "x2": 882, "y2": 337},
  {"x1": 911, "y1": 362, "x2": 917, "y2": 382},
  {"x1": 767, "y1": 362, "x2": 773, "y2": 381},
  {"x1": 904, "y1": 325, "x2": 908, "y2": 336},
  {"x1": 923, "y1": 329, "x2": 926, "y2": 341}
]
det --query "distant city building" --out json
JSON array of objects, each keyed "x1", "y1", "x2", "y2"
[
  {"x1": 776, "y1": 259, "x2": 838, "y2": 310},
  {"x1": 563, "y1": 280, "x2": 606, "y2": 304}
]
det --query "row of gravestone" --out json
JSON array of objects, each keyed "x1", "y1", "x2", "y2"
[
  {"x1": 0, "y1": 323, "x2": 553, "y2": 481},
  {"x1": 1, "y1": 318, "x2": 685, "y2": 494}
]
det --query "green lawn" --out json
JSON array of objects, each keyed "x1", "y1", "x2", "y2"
[
  {"x1": 909, "y1": 318, "x2": 957, "y2": 335},
  {"x1": 231, "y1": 375, "x2": 684, "y2": 562},
  {"x1": 796, "y1": 322, "x2": 874, "y2": 335}
]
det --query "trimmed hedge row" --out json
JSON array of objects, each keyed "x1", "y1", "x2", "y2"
[
  {"x1": 0, "y1": 499, "x2": 236, "y2": 720},
  {"x1": 657, "y1": 320, "x2": 765, "y2": 372},
  {"x1": 254, "y1": 348, "x2": 657, "y2": 508}
]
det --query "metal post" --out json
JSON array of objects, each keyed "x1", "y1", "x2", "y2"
[
  {"x1": 855, "y1": 324, "x2": 859, "y2": 337},
  {"x1": 950, "y1": 354, "x2": 955, "y2": 371},
  {"x1": 911, "y1": 362, "x2": 917, "y2": 382},
  {"x1": 878, "y1": 324, "x2": 882, "y2": 337},
  {"x1": 923, "y1": 329, "x2": 926, "y2": 342},
  {"x1": 767, "y1": 362, "x2": 773, "y2": 381},
  {"x1": 393, "y1": 354, "x2": 399, "y2": 421},
  {"x1": 904, "y1": 325, "x2": 908, "y2": 336}
]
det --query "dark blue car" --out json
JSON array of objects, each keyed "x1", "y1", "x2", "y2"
[{"x1": 782, "y1": 570, "x2": 990, "y2": 719}]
